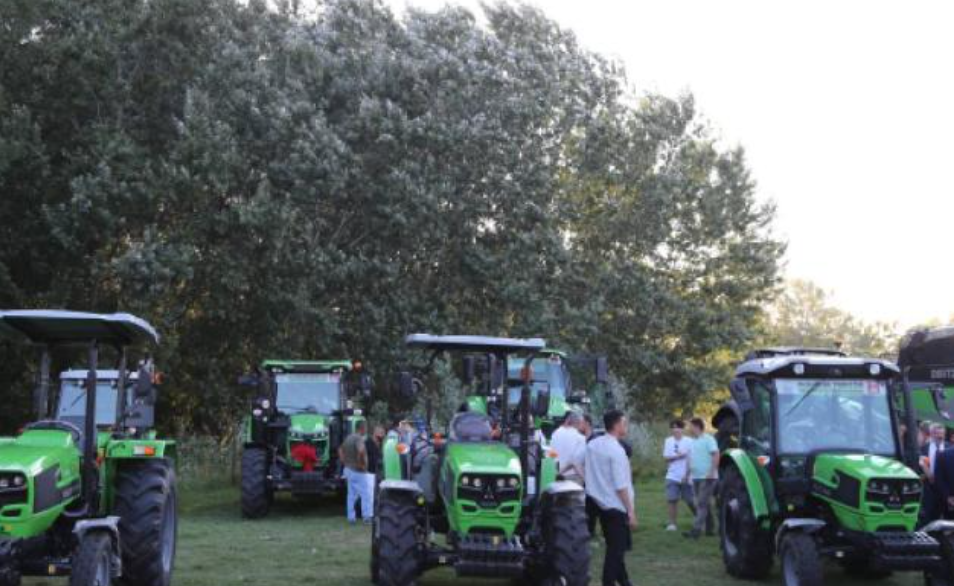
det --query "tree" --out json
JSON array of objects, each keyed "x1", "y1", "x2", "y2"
[{"x1": 763, "y1": 279, "x2": 898, "y2": 358}]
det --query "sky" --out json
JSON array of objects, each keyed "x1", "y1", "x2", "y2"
[{"x1": 382, "y1": 0, "x2": 954, "y2": 329}]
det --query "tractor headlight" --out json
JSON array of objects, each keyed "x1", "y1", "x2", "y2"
[
  {"x1": 867, "y1": 480, "x2": 891, "y2": 495},
  {"x1": 252, "y1": 408, "x2": 263, "y2": 417},
  {"x1": 460, "y1": 475, "x2": 471, "y2": 487},
  {"x1": 509, "y1": 477, "x2": 519, "y2": 488},
  {"x1": 903, "y1": 481, "x2": 922, "y2": 496},
  {"x1": 473, "y1": 477, "x2": 483, "y2": 488},
  {"x1": 496, "y1": 478, "x2": 505, "y2": 489},
  {"x1": 260, "y1": 399, "x2": 271, "y2": 410},
  {"x1": 0, "y1": 472, "x2": 26, "y2": 491}
]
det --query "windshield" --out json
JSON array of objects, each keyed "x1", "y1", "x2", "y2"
[
  {"x1": 57, "y1": 380, "x2": 124, "y2": 427},
  {"x1": 275, "y1": 373, "x2": 341, "y2": 414},
  {"x1": 507, "y1": 357, "x2": 568, "y2": 406},
  {"x1": 776, "y1": 378, "x2": 896, "y2": 455}
]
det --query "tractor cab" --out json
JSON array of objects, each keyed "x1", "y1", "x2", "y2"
[
  {"x1": 899, "y1": 326, "x2": 954, "y2": 432},
  {"x1": 0, "y1": 310, "x2": 176, "y2": 586},
  {"x1": 499, "y1": 350, "x2": 610, "y2": 439},
  {"x1": 373, "y1": 334, "x2": 589, "y2": 586},
  {"x1": 239, "y1": 359, "x2": 371, "y2": 517},
  {"x1": 714, "y1": 347, "x2": 954, "y2": 586}
]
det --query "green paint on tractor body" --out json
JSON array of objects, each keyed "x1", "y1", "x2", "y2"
[{"x1": 441, "y1": 442, "x2": 524, "y2": 537}]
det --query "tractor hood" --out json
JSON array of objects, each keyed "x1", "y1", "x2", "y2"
[
  {"x1": 0, "y1": 430, "x2": 81, "y2": 476},
  {"x1": 445, "y1": 442, "x2": 521, "y2": 476},
  {"x1": 288, "y1": 413, "x2": 329, "y2": 437},
  {"x1": 811, "y1": 453, "x2": 921, "y2": 533},
  {"x1": 813, "y1": 453, "x2": 918, "y2": 483}
]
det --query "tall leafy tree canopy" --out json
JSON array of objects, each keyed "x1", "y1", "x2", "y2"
[{"x1": 0, "y1": 0, "x2": 783, "y2": 433}]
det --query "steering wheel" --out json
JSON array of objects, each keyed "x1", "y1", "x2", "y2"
[{"x1": 24, "y1": 420, "x2": 83, "y2": 445}]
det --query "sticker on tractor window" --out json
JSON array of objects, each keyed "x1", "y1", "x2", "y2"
[{"x1": 776, "y1": 379, "x2": 886, "y2": 396}]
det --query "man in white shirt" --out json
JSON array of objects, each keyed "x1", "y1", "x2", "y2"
[
  {"x1": 585, "y1": 410, "x2": 635, "y2": 586},
  {"x1": 662, "y1": 419, "x2": 696, "y2": 531},
  {"x1": 551, "y1": 412, "x2": 586, "y2": 483}
]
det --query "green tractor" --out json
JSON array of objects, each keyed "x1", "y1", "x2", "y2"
[
  {"x1": 500, "y1": 350, "x2": 611, "y2": 440},
  {"x1": 0, "y1": 310, "x2": 177, "y2": 586},
  {"x1": 899, "y1": 326, "x2": 954, "y2": 430},
  {"x1": 371, "y1": 334, "x2": 590, "y2": 586},
  {"x1": 239, "y1": 359, "x2": 371, "y2": 518},
  {"x1": 712, "y1": 347, "x2": 954, "y2": 586}
]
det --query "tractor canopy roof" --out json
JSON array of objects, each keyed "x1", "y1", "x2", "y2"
[
  {"x1": 261, "y1": 359, "x2": 353, "y2": 373},
  {"x1": 0, "y1": 310, "x2": 159, "y2": 347},
  {"x1": 405, "y1": 334, "x2": 546, "y2": 354},
  {"x1": 899, "y1": 326, "x2": 954, "y2": 371},
  {"x1": 737, "y1": 352, "x2": 899, "y2": 378},
  {"x1": 59, "y1": 369, "x2": 142, "y2": 381},
  {"x1": 745, "y1": 347, "x2": 847, "y2": 360}
]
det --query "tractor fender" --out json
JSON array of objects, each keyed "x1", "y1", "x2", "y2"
[
  {"x1": 775, "y1": 518, "x2": 825, "y2": 551},
  {"x1": 73, "y1": 516, "x2": 122, "y2": 577},
  {"x1": 546, "y1": 480, "x2": 584, "y2": 495},
  {"x1": 378, "y1": 480, "x2": 422, "y2": 495},
  {"x1": 721, "y1": 449, "x2": 771, "y2": 520},
  {"x1": 923, "y1": 520, "x2": 954, "y2": 535},
  {"x1": 382, "y1": 436, "x2": 404, "y2": 481}
]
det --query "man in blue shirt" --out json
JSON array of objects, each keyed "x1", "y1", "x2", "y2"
[{"x1": 684, "y1": 417, "x2": 719, "y2": 539}]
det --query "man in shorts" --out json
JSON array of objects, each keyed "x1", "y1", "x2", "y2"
[{"x1": 663, "y1": 419, "x2": 696, "y2": 531}]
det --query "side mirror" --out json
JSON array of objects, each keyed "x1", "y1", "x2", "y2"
[
  {"x1": 238, "y1": 374, "x2": 260, "y2": 388},
  {"x1": 397, "y1": 372, "x2": 416, "y2": 401},
  {"x1": 729, "y1": 378, "x2": 754, "y2": 412},
  {"x1": 595, "y1": 357, "x2": 609, "y2": 385}
]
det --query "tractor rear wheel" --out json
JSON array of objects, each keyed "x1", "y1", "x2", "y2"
[
  {"x1": 374, "y1": 491, "x2": 419, "y2": 586},
  {"x1": 539, "y1": 492, "x2": 590, "y2": 586},
  {"x1": 780, "y1": 532, "x2": 823, "y2": 586},
  {"x1": 718, "y1": 466, "x2": 772, "y2": 578},
  {"x1": 241, "y1": 447, "x2": 271, "y2": 519},
  {"x1": 70, "y1": 532, "x2": 113, "y2": 586},
  {"x1": 113, "y1": 459, "x2": 177, "y2": 586},
  {"x1": 0, "y1": 539, "x2": 20, "y2": 586}
]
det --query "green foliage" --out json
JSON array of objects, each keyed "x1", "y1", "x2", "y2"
[
  {"x1": 763, "y1": 279, "x2": 898, "y2": 358},
  {"x1": 0, "y1": 0, "x2": 782, "y2": 433}
]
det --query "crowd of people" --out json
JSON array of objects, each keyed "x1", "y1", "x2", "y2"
[{"x1": 919, "y1": 421, "x2": 954, "y2": 525}]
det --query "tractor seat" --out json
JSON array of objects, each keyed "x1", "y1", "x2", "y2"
[
  {"x1": 23, "y1": 420, "x2": 84, "y2": 447},
  {"x1": 449, "y1": 412, "x2": 493, "y2": 443}
]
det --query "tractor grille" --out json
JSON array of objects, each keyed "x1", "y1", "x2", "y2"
[
  {"x1": 457, "y1": 475, "x2": 521, "y2": 509},
  {"x1": 866, "y1": 478, "x2": 922, "y2": 510},
  {"x1": 454, "y1": 533, "x2": 525, "y2": 577}
]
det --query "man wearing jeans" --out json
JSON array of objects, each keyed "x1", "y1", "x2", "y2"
[
  {"x1": 585, "y1": 410, "x2": 636, "y2": 586},
  {"x1": 684, "y1": 417, "x2": 719, "y2": 539},
  {"x1": 338, "y1": 420, "x2": 372, "y2": 524}
]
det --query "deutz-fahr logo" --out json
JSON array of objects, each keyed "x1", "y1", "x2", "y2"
[{"x1": 931, "y1": 368, "x2": 954, "y2": 380}]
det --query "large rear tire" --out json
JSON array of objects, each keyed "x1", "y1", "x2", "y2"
[
  {"x1": 780, "y1": 532, "x2": 823, "y2": 586},
  {"x1": 113, "y1": 459, "x2": 177, "y2": 586},
  {"x1": 374, "y1": 491, "x2": 419, "y2": 586},
  {"x1": 241, "y1": 447, "x2": 271, "y2": 519},
  {"x1": 539, "y1": 491, "x2": 590, "y2": 586},
  {"x1": 70, "y1": 532, "x2": 113, "y2": 586},
  {"x1": 718, "y1": 466, "x2": 772, "y2": 578}
]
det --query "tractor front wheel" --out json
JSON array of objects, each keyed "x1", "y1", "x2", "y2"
[
  {"x1": 70, "y1": 532, "x2": 113, "y2": 586},
  {"x1": 538, "y1": 492, "x2": 590, "y2": 586},
  {"x1": 374, "y1": 491, "x2": 419, "y2": 586},
  {"x1": 241, "y1": 448, "x2": 272, "y2": 519},
  {"x1": 113, "y1": 459, "x2": 177, "y2": 586},
  {"x1": 780, "y1": 532, "x2": 823, "y2": 586},
  {"x1": 0, "y1": 539, "x2": 20, "y2": 586},
  {"x1": 718, "y1": 466, "x2": 772, "y2": 578},
  {"x1": 925, "y1": 531, "x2": 954, "y2": 586}
]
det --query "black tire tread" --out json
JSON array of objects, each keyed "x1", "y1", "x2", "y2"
[
  {"x1": 780, "y1": 532, "x2": 823, "y2": 586},
  {"x1": 241, "y1": 448, "x2": 271, "y2": 519},
  {"x1": 718, "y1": 466, "x2": 773, "y2": 579},
  {"x1": 0, "y1": 539, "x2": 20, "y2": 586},
  {"x1": 375, "y1": 492, "x2": 419, "y2": 586},
  {"x1": 543, "y1": 492, "x2": 590, "y2": 586},
  {"x1": 69, "y1": 532, "x2": 112, "y2": 586},
  {"x1": 113, "y1": 458, "x2": 176, "y2": 586}
]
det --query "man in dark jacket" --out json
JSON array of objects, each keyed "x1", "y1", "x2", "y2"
[
  {"x1": 920, "y1": 423, "x2": 949, "y2": 524},
  {"x1": 934, "y1": 446, "x2": 954, "y2": 520}
]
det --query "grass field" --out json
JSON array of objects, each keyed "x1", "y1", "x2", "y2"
[{"x1": 25, "y1": 479, "x2": 924, "y2": 586}]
